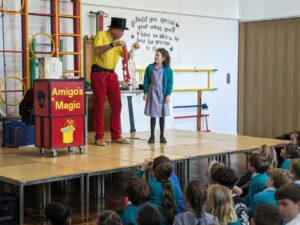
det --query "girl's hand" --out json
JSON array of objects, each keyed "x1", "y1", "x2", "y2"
[
  {"x1": 165, "y1": 95, "x2": 170, "y2": 103},
  {"x1": 232, "y1": 185, "x2": 243, "y2": 196},
  {"x1": 141, "y1": 158, "x2": 153, "y2": 171},
  {"x1": 143, "y1": 95, "x2": 148, "y2": 101}
]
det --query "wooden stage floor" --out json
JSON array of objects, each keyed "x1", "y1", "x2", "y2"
[{"x1": 0, "y1": 129, "x2": 288, "y2": 225}]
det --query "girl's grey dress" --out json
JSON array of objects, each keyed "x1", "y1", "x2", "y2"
[{"x1": 144, "y1": 66, "x2": 170, "y2": 117}]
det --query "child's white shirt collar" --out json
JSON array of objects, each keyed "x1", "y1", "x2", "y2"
[
  {"x1": 294, "y1": 180, "x2": 300, "y2": 185},
  {"x1": 287, "y1": 212, "x2": 300, "y2": 225},
  {"x1": 263, "y1": 186, "x2": 276, "y2": 192},
  {"x1": 251, "y1": 172, "x2": 259, "y2": 178}
]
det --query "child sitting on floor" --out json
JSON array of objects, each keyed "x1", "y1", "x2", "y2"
[
  {"x1": 206, "y1": 184, "x2": 241, "y2": 225},
  {"x1": 236, "y1": 145, "x2": 277, "y2": 196},
  {"x1": 151, "y1": 155, "x2": 186, "y2": 213},
  {"x1": 136, "y1": 157, "x2": 179, "y2": 225},
  {"x1": 212, "y1": 167, "x2": 249, "y2": 225},
  {"x1": 291, "y1": 158, "x2": 300, "y2": 186},
  {"x1": 275, "y1": 183, "x2": 300, "y2": 225},
  {"x1": 173, "y1": 180, "x2": 219, "y2": 225},
  {"x1": 120, "y1": 177, "x2": 152, "y2": 225},
  {"x1": 244, "y1": 153, "x2": 269, "y2": 209},
  {"x1": 280, "y1": 144, "x2": 300, "y2": 170},
  {"x1": 251, "y1": 204, "x2": 282, "y2": 225},
  {"x1": 44, "y1": 202, "x2": 71, "y2": 225},
  {"x1": 248, "y1": 168, "x2": 293, "y2": 217}
]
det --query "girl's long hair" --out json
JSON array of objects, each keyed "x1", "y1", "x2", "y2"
[
  {"x1": 186, "y1": 180, "x2": 207, "y2": 218},
  {"x1": 154, "y1": 162, "x2": 176, "y2": 222},
  {"x1": 206, "y1": 184, "x2": 238, "y2": 224}
]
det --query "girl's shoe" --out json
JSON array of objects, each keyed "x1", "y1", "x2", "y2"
[
  {"x1": 148, "y1": 136, "x2": 155, "y2": 143},
  {"x1": 160, "y1": 136, "x2": 167, "y2": 143}
]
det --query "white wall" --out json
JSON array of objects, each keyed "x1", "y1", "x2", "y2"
[
  {"x1": 240, "y1": 0, "x2": 300, "y2": 21},
  {"x1": 84, "y1": 0, "x2": 239, "y2": 19},
  {"x1": 82, "y1": 1, "x2": 239, "y2": 134},
  {"x1": 0, "y1": 0, "x2": 239, "y2": 135}
]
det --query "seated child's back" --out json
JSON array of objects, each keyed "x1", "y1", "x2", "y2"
[
  {"x1": 121, "y1": 177, "x2": 152, "y2": 225},
  {"x1": 173, "y1": 180, "x2": 219, "y2": 225}
]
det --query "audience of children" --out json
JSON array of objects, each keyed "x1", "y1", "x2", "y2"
[
  {"x1": 236, "y1": 145, "x2": 278, "y2": 195},
  {"x1": 206, "y1": 184, "x2": 241, "y2": 225},
  {"x1": 173, "y1": 180, "x2": 219, "y2": 225},
  {"x1": 248, "y1": 168, "x2": 293, "y2": 216},
  {"x1": 43, "y1": 141, "x2": 300, "y2": 225},
  {"x1": 275, "y1": 183, "x2": 300, "y2": 225},
  {"x1": 251, "y1": 204, "x2": 282, "y2": 225},
  {"x1": 211, "y1": 167, "x2": 249, "y2": 225}
]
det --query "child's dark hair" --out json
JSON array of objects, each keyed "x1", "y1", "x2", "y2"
[
  {"x1": 137, "y1": 205, "x2": 161, "y2": 225},
  {"x1": 156, "y1": 48, "x2": 170, "y2": 67},
  {"x1": 97, "y1": 210, "x2": 121, "y2": 225},
  {"x1": 152, "y1": 155, "x2": 171, "y2": 171},
  {"x1": 186, "y1": 180, "x2": 207, "y2": 218},
  {"x1": 248, "y1": 153, "x2": 269, "y2": 173},
  {"x1": 291, "y1": 158, "x2": 300, "y2": 180},
  {"x1": 153, "y1": 162, "x2": 175, "y2": 222},
  {"x1": 211, "y1": 167, "x2": 238, "y2": 189},
  {"x1": 275, "y1": 183, "x2": 300, "y2": 203},
  {"x1": 253, "y1": 204, "x2": 282, "y2": 225},
  {"x1": 126, "y1": 177, "x2": 151, "y2": 205},
  {"x1": 284, "y1": 143, "x2": 300, "y2": 159},
  {"x1": 45, "y1": 202, "x2": 71, "y2": 225}
]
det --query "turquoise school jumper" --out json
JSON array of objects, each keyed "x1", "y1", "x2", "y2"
[
  {"x1": 120, "y1": 202, "x2": 156, "y2": 225},
  {"x1": 248, "y1": 187, "x2": 277, "y2": 217},
  {"x1": 136, "y1": 170, "x2": 179, "y2": 225},
  {"x1": 245, "y1": 172, "x2": 269, "y2": 207},
  {"x1": 280, "y1": 159, "x2": 291, "y2": 170},
  {"x1": 228, "y1": 219, "x2": 241, "y2": 225}
]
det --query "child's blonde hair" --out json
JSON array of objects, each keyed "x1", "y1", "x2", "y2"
[
  {"x1": 268, "y1": 168, "x2": 293, "y2": 189},
  {"x1": 206, "y1": 184, "x2": 238, "y2": 224},
  {"x1": 258, "y1": 145, "x2": 278, "y2": 169}
]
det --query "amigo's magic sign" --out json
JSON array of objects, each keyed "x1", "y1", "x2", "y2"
[{"x1": 34, "y1": 80, "x2": 85, "y2": 117}]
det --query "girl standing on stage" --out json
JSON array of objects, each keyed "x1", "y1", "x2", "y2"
[{"x1": 143, "y1": 48, "x2": 173, "y2": 144}]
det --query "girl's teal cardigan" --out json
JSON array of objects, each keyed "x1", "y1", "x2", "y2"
[{"x1": 143, "y1": 63, "x2": 174, "y2": 96}]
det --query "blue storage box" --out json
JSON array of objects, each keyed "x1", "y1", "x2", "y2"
[{"x1": 3, "y1": 120, "x2": 35, "y2": 147}]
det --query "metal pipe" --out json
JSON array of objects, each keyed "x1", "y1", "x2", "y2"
[
  {"x1": 59, "y1": 14, "x2": 80, "y2": 19},
  {"x1": 56, "y1": 33, "x2": 81, "y2": 37},
  {"x1": 174, "y1": 114, "x2": 209, "y2": 119},
  {"x1": 173, "y1": 104, "x2": 205, "y2": 109},
  {"x1": 0, "y1": 50, "x2": 24, "y2": 53},
  {"x1": 28, "y1": 12, "x2": 53, "y2": 17},
  {"x1": 0, "y1": 90, "x2": 23, "y2": 93},
  {"x1": 173, "y1": 88, "x2": 217, "y2": 92},
  {"x1": 73, "y1": 0, "x2": 81, "y2": 77},
  {"x1": 59, "y1": 52, "x2": 81, "y2": 55}
]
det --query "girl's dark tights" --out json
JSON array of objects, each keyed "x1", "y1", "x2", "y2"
[{"x1": 150, "y1": 117, "x2": 165, "y2": 137}]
